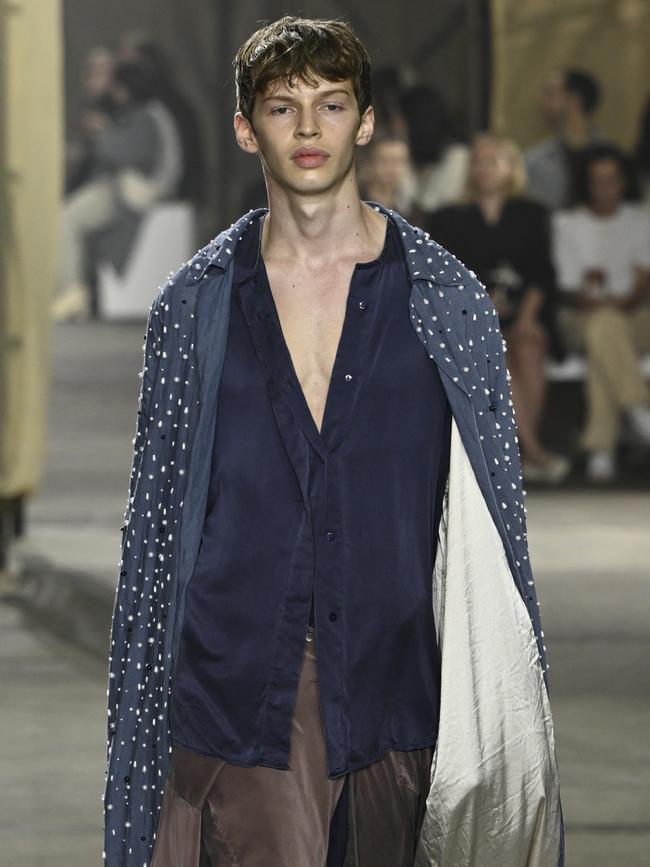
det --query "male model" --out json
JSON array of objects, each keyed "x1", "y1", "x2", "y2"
[{"x1": 103, "y1": 16, "x2": 565, "y2": 867}]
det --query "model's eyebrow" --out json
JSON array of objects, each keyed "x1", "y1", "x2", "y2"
[{"x1": 262, "y1": 88, "x2": 351, "y2": 103}]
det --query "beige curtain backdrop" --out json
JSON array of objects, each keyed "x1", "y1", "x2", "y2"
[
  {"x1": 0, "y1": 0, "x2": 62, "y2": 498},
  {"x1": 490, "y1": 0, "x2": 650, "y2": 150}
]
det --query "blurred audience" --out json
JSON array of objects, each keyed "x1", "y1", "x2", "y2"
[
  {"x1": 525, "y1": 68, "x2": 605, "y2": 210},
  {"x1": 358, "y1": 133, "x2": 412, "y2": 214},
  {"x1": 397, "y1": 84, "x2": 469, "y2": 224},
  {"x1": 425, "y1": 132, "x2": 570, "y2": 484},
  {"x1": 634, "y1": 93, "x2": 650, "y2": 202},
  {"x1": 65, "y1": 46, "x2": 119, "y2": 194},
  {"x1": 54, "y1": 57, "x2": 183, "y2": 322},
  {"x1": 118, "y1": 31, "x2": 206, "y2": 207},
  {"x1": 552, "y1": 143, "x2": 650, "y2": 482},
  {"x1": 369, "y1": 65, "x2": 410, "y2": 139}
]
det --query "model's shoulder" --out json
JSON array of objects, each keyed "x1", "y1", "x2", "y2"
[
  {"x1": 179, "y1": 208, "x2": 268, "y2": 288},
  {"x1": 145, "y1": 209, "x2": 268, "y2": 317},
  {"x1": 401, "y1": 210, "x2": 487, "y2": 291}
]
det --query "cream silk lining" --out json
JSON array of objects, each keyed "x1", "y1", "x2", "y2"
[{"x1": 415, "y1": 417, "x2": 563, "y2": 866}]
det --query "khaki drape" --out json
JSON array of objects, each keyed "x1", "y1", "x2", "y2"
[
  {"x1": 490, "y1": 0, "x2": 650, "y2": 149},
  {"x1": 0, "y1": 0, "x2": 62, "y2": 497}
]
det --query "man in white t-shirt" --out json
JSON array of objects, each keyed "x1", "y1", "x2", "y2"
[{"x1": 552, "y1": 143, "x2": 650, "y2": 481}]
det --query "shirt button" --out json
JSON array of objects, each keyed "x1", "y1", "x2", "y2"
[
  {"x1": 326, "y1": 530, "x2": 335, "y2": 541},
  {"x1": 358, "y1": 300, "x2": 367, "y2": 310},
  {"x1": 344, "y1": 374, "x2": 352, "y2": 382},
  {"x1": 328, "y1": 612, "x2": 337, "y2": 622}
]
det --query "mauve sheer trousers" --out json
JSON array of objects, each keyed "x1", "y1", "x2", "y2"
[{"x1": 150, "y1": 626, "x2": 434, "y2": 866}]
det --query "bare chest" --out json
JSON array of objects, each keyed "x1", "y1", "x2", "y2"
[{"x1": 264, "y1": 262, "x2": 358, "y2": 435}]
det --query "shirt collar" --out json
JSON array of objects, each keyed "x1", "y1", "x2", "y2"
[{"x1": 185, "y1": 202, "x2": 475, "y2": 294}]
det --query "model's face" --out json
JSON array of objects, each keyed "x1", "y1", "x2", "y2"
[{"x1": 234, "y1": 75, "x2": 375, "y2": 197}]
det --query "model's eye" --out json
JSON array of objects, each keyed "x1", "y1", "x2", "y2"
[
  {"x1": 270, "y1": 106, "x2": 291, "y2": 115},
  {"x1": 323, "y1": 104, "x2": 343, "y2": 111}
]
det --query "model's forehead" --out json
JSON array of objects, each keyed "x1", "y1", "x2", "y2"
[{"x1": 261, "y1": 75, "x2": 353, "y2": 100}]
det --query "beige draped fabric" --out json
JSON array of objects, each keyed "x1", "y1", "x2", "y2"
[
  {"x1": 490, "y1": 0, "x2": 650, "y2": 149},
  {"x1": 415, "y1": 417, "x2": 563, "y2": 866},
  {"x1": 0, "y1": 0, "x2": 62, "y2": 497}
]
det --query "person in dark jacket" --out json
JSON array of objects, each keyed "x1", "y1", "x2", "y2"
[{"x1": 426, "y1": 132, "x2": 570, "y2": 485}]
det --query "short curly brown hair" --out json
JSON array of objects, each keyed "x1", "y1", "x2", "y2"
[{"x1": 233, "y1": 16, "x2": 372, "y2": 125}]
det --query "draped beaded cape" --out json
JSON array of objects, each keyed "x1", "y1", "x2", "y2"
[{"x1": 103, "y1": 203, "x2": 564, "y2": 866}]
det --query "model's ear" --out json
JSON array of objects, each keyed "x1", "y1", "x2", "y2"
[
  {"x1": 234, "y1": 111, "x2": 260, "y2": 154},
  {"x1": 355, "y1": 104, "x2": 375, "y2": 148}
]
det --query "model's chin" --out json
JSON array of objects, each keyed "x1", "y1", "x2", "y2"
[
  {"x1": 288, "y1": 160, "x2": 331, "y2": 176},
  {"x1": 263, "y1": 152, "x2": 355, "y2": 195},
  {"x1": 270, "y1": 167, "x2": 340, "y2": 194}
]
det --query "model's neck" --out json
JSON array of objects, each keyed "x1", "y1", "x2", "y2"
[{"x1": 260, "y1": 179, "x2": 385, "y2": 268}]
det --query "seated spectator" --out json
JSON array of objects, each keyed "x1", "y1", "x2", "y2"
[
  {"x1": 397, "y1": 84, "x2": 469, "y2": 225},
  {"x1": 358, "y1": 132, "x2": 412, "y2": 215},
  {"x1": 65, "y1": 46, "x2": 119, "y2": 195},
  {"x1": 426, "y1": 132, "x2": 570, "y2": 484},
  {"x1": 525, "y1": 68, "x2": 605, "y2": 210},
  {"x1": 552, "y1": 143, "x2": 650, "y2": 482},
  {"x1": 53, "y1": 60, "x2": 183, "y2": 322},
  {"x1": 118, "y1": 32, "x2": 206, "y2": 207}
]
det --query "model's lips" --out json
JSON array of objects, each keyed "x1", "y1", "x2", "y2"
[
  {"x1": 292, "y1": 147, "x2": 329, "y2": 158},
  {"x1": 291, "y1": 147, "x2": 330, "y2": 167}
]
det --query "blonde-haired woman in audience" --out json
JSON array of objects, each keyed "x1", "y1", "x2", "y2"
[{"x1": 426, "y1": 132, "x2": 570, "y2": 484}]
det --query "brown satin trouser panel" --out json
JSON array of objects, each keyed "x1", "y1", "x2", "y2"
[
  {"x1": 341, "y1": 745, "x2": 433, "y2": 867},
  {"x1": 150, "y1": 626, "x2": 434, "y2": 867}
]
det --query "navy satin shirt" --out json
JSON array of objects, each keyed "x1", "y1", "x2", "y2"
[{"x1": 170, "y1": 213, "x2": 452, "y2": 778}]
